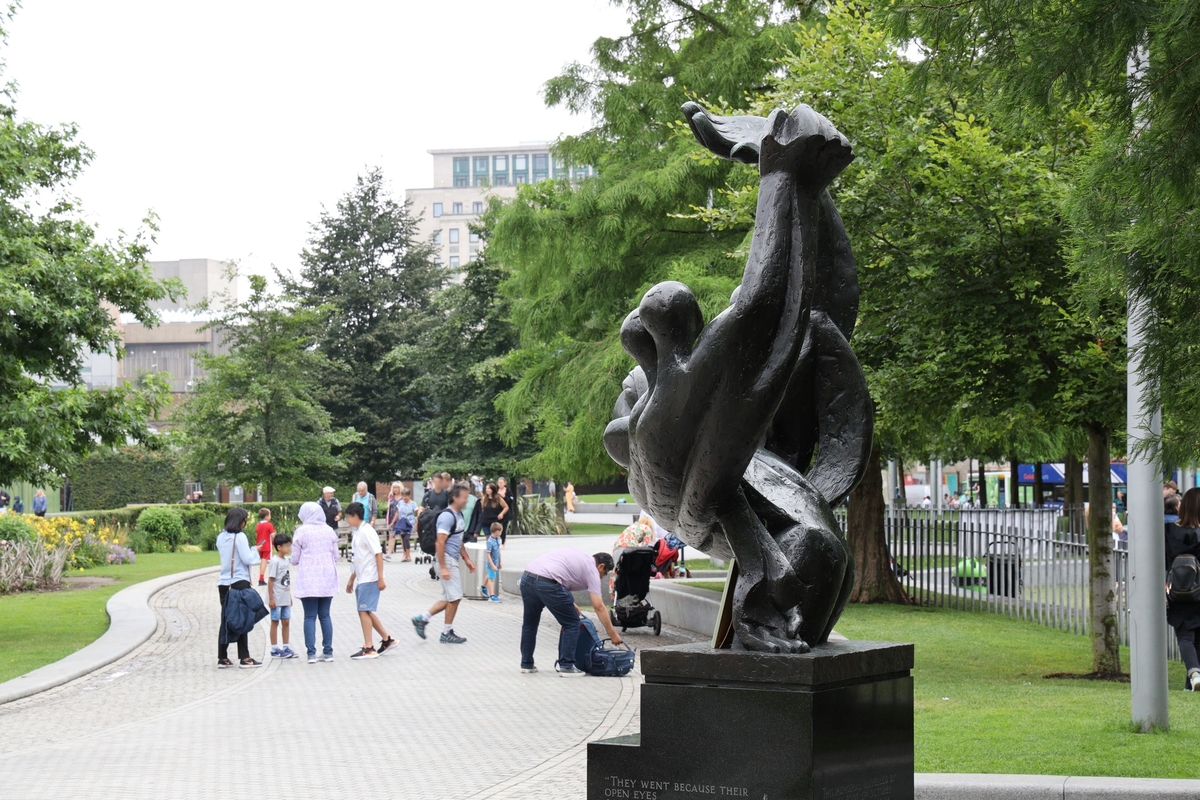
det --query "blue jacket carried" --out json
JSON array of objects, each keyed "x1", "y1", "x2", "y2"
[{"x1": 222, "y1": 586, "x2": 268, "y2": 642}]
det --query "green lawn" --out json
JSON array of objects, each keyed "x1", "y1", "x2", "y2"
[
  {"x1": 0, "y1": 552, "x2": 218, "y2": 684},
  {"x1": 578, "y1": 493, "x2": 635, "y2": 504},
  {"x1": 567, "y1": 522, "x2": 630, "y2": 536}
]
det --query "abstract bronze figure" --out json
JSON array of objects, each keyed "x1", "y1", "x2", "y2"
[{"x1": 603, "y1": 101, "x2": 873, "y2": 654}]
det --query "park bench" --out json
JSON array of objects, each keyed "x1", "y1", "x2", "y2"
[{"x1": 336, "y1": 518, "x2": 391, "y2": 561}]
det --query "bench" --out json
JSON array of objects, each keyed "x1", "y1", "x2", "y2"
[{"x1": 336, "y1": 518, "x2": 391, "y2": 561}]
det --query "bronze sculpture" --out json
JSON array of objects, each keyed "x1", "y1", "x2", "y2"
[{"x1": 603, "y1": 101, "x2": 873, "y2": 654}]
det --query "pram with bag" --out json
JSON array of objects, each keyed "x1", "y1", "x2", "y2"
[{"x1": 609, "y1": 546, "x2": 662, "y2": 635}]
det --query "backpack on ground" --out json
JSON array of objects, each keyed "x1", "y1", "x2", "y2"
[
  {"x1": 560, "y1": 617, "x2": 635, "y2": 676},
  {"x1": 1169, "y1": 554, "x2": 1200, "y2": 603}
]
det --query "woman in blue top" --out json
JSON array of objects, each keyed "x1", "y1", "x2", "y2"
[
  {"x1": 217, "y1": 507, "x2": 261, "y2": 669},
  {"x1": 386, "y1": 483, "x2": 417, "y2": 562}
]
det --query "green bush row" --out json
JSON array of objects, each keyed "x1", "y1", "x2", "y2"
[
  {"x1": 59, "y1": 501, "x2": 312, "y2": 553},
  {"x1": 70, "y1": 448, "x2": 185, "y2": 511}
]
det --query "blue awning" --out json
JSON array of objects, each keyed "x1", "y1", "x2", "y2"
[{"x1": 1017, "y1": 462, "x2": 1126, "y2": 485}]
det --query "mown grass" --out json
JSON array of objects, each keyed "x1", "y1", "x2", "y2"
[
  {"x1": 0, "y1": 552, "x2": 218, "y2": 684},
  {"x1": 567, "y1": 522, "x2": 630, "y2": 536},
  {"x1": 577, "y1": 493, "x2": 635, "y2": 504}
]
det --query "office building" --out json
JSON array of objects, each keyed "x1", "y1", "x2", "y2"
[{"x1": 405, "y1": 144, "x2": 593, "y2": 269}]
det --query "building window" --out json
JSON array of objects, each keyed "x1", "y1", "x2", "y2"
[
  {"x1": 448, "y1": 228, "x2": 459, "y2": 244},
  {"x1": 433, "y1": 202, "x2": 443, "y2": 218},
  {"x1": 533, "y1": 153, "x2": 549, "y2": 182},
  {"x1": 473, "y1": 155, "x2": 489, "y2": 186},
  {"x1": 452, "y1": 202, "x2": 463, "y2": 214},
  {"x1": 469, "y1": 231, "x2": 480, "y2": 243},
  {"x1": 574, "y1": 165, "x2": 591, "y2": 180},
  {"x1": 432, "y1": 230, "x2": 442, "y2": 245},
  {"x1": 449, "y1": 256, "x2": 460, "y2": 269},
  {"x1": 553, "y1": 157, "x2": 568, "y2": 180},
  {"x1": 472, "y1": 201, "x2": 483, "y2": 214},
  {"x1": 453, "y1": 157, "x2": 469, "y2": 188},
  {"x1": 492, "y1": 155, "x2": 509, "y2": 185},
  {"x1": 515, "y1": 173, "x2": 528, "y2": 184},
  {"x1": 513, "y1": 154, "x2": 528, "y2": 171}
]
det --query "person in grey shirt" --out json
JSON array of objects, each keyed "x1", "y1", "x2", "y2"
[{"x1": 411, "y1": 486, "x2": 477, "y2": 644}]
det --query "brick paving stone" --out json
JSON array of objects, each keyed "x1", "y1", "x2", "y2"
[{"x1": 0, "y1": 547, "x2": 699, "y2": 800}]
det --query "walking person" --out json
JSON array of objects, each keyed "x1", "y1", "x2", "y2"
[
  {"x1": 291, "y1": 502, "x2": 339, "y2": 663},
  {"x1": 255, "y1": 508, "x2": 275, "y2": 586},
  {"x1": 411, "y1": 486, "x2": 477, "y2": 644},
  {"x1": 217, "y1": 507, "x2": 263, "y2": 669},
  {"x1": 351, "y1": 482, "x2": 377, "y2": 523},
  {"x1": 496, "y1": 477, "x2": 516, "y2": 545},
  {"x1": 31, "y1": 489, "x2": 47, "y2": 517},
  {"x1": 345, "y1": 502, "x2": 397, "y2": 660},
  {"x1": 386, "y1": 483, "x2": 416, "y2": 562},
  {"x1": 479, "y1": 483, "x2": 508, "y2": 542},
  {"x1": 1168, "y1": 488, "x2": 1200, "y2": 691},
  {"x1": 518, "y1": 549, "x2": 622, "y2": 676}
]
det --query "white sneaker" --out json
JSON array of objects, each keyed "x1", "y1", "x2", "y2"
[
  {"x1": 521, "y1": 665, "x2": 538, "y2": 674},
  {"x1": 556, "y1": 664, "x2": 586, "y2": 678},
  {"x1": 1189, "y1": 671, "x2": 1200, "y2": 692},
  {"x1": 319, "y1": 653, "x2": 334, "y2": 662}
]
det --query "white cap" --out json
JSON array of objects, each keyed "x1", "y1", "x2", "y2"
[{"x1": 323, "y1": 486, "x2": 335, "y2": 493}]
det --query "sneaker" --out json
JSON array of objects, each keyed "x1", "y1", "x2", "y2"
[
  {"x1": 1190, "y1": 671, "x2": 1200, "y2": 692},
  {"x1": 411, "y1": 615, "x2": 428, "y2": 640},
  {"x1": 520, "y1": 665, "x2": 538, "y2": 674},
  {"x1": 217, "y1": 658, "x2": 233, "y2": 669},
  {"x1": 377, "y1": 637, "x2": 397, "y2": 655},
  {"x1": 383, "y1": 554, "x2": 393, "y2": 562},
  {"x1": 258, "y1": 579, "x2": 267, "y2": 587},
  {"x1": 319, "y1": 653, "x2": 334, "y2": 662},
  {"x1": 489, "y1": 596, "x2": 502, "y2": 603},
  {"x1": 239, "y1": 658, "x2": 263, "y2": 669},
  {"x1": 439, "y1": 630, "x2": 467, "y2": 644},
  {"x1": 280, "y1": 647, "x2": 298, "y2": 659},
  {"x1": 351, "y1": 647, "x2": 378, "y2": 660},
  {"x1": 270, "y1": 646, "x2": 282, "y2": 658},
  {"x1": 556, "y1": 664, "x2": 586, "y2": 678},
  {"x1": 480, "y1": 584, "x2": 489, "y2": 597},
  {"x1": 307, "y1": 654, "x2": 317, "y2": 664}
]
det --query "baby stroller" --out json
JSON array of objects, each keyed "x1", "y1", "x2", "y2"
[
  {"x1": 653, "y1": 534, "x2": 689, "y2": 579},
  {"x1": 609, "y1": 547, "x2": 662, "y2": 635}
]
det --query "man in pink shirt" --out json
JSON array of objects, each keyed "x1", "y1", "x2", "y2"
[{"x1": 520, "y1": 549, "x2": 622, "y2": 676}]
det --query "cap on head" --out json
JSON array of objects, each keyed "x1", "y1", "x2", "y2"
[{"x1": 323, "y1": 486, "x2": 335, "y2": 494}]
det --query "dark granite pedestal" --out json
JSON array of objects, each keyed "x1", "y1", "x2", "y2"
[{"x1": 588, "y1": 640, "x2": 914, "y2": 800}]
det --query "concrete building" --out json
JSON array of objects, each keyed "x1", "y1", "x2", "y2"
[
  {"x1": 405, "y1": 144, "x2": 594, "y2": 269},
  {"x1": 120, "y1": 259, "x2": 235, "y2": 395}
]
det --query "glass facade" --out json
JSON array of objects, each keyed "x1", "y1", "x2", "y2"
[
  {"x1": 493, "y1": 155, "x2": 509, "y2": 186},
  {"x1": 473, "y1": 156, "x2": 489, "y2": 186},
  {"x1": 532, "y1": 153, "x2": 549, "y2": 182},
  {"x1": 453, "y1": 157, "x2": 469, "y2": 188},
  {"x1": 513, "y1": 154, "x2": 529, "y2": 184}
]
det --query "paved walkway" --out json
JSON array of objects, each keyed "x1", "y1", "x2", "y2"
[{"x1": 0, "y1": 538, "x2": 699, "y2": 799}]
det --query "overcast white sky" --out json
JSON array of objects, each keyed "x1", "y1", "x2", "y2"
[{"x1": 6, "y1": 0, "x2": 627, "y2": 278}]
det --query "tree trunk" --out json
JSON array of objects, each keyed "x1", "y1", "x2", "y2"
[
  {"x1": 977, "y1": 460, "x2": 987, "y2": 508},
  {"x1": 895, "y1": 455, "x2": 906, "y2": 506},
  {"x1": 847, "y1": 442, "x2": 910, "y2": 604},
  {"x1": 1064, "y1": 452, "x2": 1085, "y2": 539},
  {"x1": 266, "y1": 483, "x2": 275, "y2": 502},
  {"x1": 1086, "y1": 424, "x2": 1122, "y2": 676},
  {"x1": 1010, "y1": 459, "x2": 1021, "y2": 508},
  {"x1": 1033, "y1": 461, "x2": 1044, "y2": 508},
  {"x1": 554, "y1": 480, "x2": 566, "y2": 523}
]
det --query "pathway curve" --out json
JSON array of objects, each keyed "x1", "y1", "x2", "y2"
[{"x1": 0, "y1": 537, "x2": 698, "y2": 800}]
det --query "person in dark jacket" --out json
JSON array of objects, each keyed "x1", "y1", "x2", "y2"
[
  {"x1": 319, "y1": 486, "x2": 341, "y2": 531},
  {"x1": 217, "y1": 507, "x2": 262, "y2": 669},
  {"x1": 1167, "y1": 488, "x2": 1200, "y2": 691}
]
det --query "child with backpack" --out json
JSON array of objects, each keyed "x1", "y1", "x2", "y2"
[{"x1": 1167, "y1": 488, "x2": 1200, "y2": 691}]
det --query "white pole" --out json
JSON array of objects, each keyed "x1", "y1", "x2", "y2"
[
  {"x1": 1126, "y1": 40, "x2": 1169, "y2": 733},
  {"x1": 933, "y1": 460, "x2": 942, "y2": 513},
  {"x1": 886, "y1": 460, "x2": 898, "y2": 508}
]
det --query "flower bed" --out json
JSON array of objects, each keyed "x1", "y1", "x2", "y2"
[{"x1": 0, "y1": 514, "x2": 136, "y2": 594}]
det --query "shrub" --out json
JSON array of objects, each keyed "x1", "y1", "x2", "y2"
[
  {"x1": 179, "y1": 507, "x2": 221, "y2": 546},
  {"x1": 125, "y1": 527, "x2": 151, "y2": 554},
  {"x1": 70, "y1": 447, "x2": 184, "y2": 511},
  {"x1": 136, "y1": 506, "x2": 185, "y2": 552},
  {"x1": 517, "y1": 496, "x2": 567, "y2": 535},
  {"x1": 0, "y1": 513, "x2": 38, "y2": 544}
]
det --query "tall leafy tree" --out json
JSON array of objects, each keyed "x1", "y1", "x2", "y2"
[
  {"x1": 492, "y1": 0, "x2": 808, "y2": 482},
  {"x1": 282, "y1": 169, "x2": 443, "y2": 479},
  {"x1": 0, "y1": 23, "x2": 174, "y2": 487},
  {"x1": 177, "y1": 274, "x2": 360, "y2": 500}
]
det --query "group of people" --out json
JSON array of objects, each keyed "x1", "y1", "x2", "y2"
[
  {"x1": 216, "y1": 473, "x2": 622, "y2": 675},
  {"x1": 0, "y1": 488, "x2": 47, "y2": 516}
]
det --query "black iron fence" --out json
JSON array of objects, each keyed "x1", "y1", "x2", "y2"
[{"x1": 835, "y1": 506, "x2": 1178, "y2": 661}]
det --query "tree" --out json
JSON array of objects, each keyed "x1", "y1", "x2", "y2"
[
  {"x1": 492, "y1": 0, "x2": 808, "y2": 483},
  {"x1": 282, "y1": 168, "x2": 443, "y2": 479},
  {"x1": 0, "y1": 20, "x2": 174, "y2": 487},
  {"x1": 177, "y1": 273, "x2": 360, "y2": 500},
  {"x1": 397, "y1": 217, "x2": 536, "y2": 477}
]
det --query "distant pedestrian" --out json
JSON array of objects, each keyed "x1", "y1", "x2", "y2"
[
  {"x1": 386, "y1": 483, "x2": 416, "y2": 562},
  {"x1": 319, "y1": 486, "x2": 341, "y2": 531},
  {"x1": 0, "y1": 489, "x2": 9, "y2": 514},
  {"x1": 32, "y1": 489, "x2": 47, "y2": 517},
  {"x1": 565, "y1": 482, "x2": 577, "y2": 513},
  {"x1": 12, "y1": 496, "x2": 23, "y2": 514},
  {"x1": 547, "y1": 479, "x2": 556, "y2": 499},
  {"x1": 255, "y1": 508, "x2": 274, "y2": 586},
  {"x1": 291, "y1": 502, "x2": 339, "y2": 663},
  {"x1": 921, "y1": 495, "x2": 931, "y2": 510},
  {"x1": 411, "y1": 486, "x2": 476, "y2": 644},
  {"x1": 345, "y1": 502, "x2": 396, "y2": 660},
  {"x1": 267, "y1": 533, "x2": 297, "y2": 660},
  {"x1": 471, "y1": 474, "x2": 483, "y2": 494},
  {"x1": 482, "y1": 522, "x2": 503, "y2": 601},
  {"x1": 462, "y1": 482, "x2": 482, "y2": 544},
  {"x1": 1167, "y1": 488, "x2": 1200, "y2": 691},
  {"x1": 496, "y1": 477, "x2": 516, "y2": 545},
  {"x1": 418, "y1": 473, "x2": 451, "y2": 515},
  {"x1": 479, "y1": 483, "x2": 509, "y2": 541},
  {"x1": 518, "y1": 549, "x2": 622, "y2": 676},
  {"x1": 351, "y1": 481, "x2": 377, "y2": 523},
  {"x1": 217, "y1": 507, "x2": 262, "y2": 669}
]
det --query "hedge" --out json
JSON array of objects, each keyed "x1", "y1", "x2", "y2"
[
  {"x1": 58, "y1": 501, "x2": 311, "y2": 539},
  {"x1": 71, "y1": 448, "x2": 185, "y2": 511}
]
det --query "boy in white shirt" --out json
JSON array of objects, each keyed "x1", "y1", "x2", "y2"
[
  {"x1": 267, "y1": 533, "x2": 298, "y2": 659},
  {"x1": 345, "y1": 502, "x2": 396, "y2": 660}
]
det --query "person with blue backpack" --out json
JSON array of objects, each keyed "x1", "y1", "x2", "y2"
[{"x1": 519, "y1": 549, "x2": 623, "y2": 677}]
